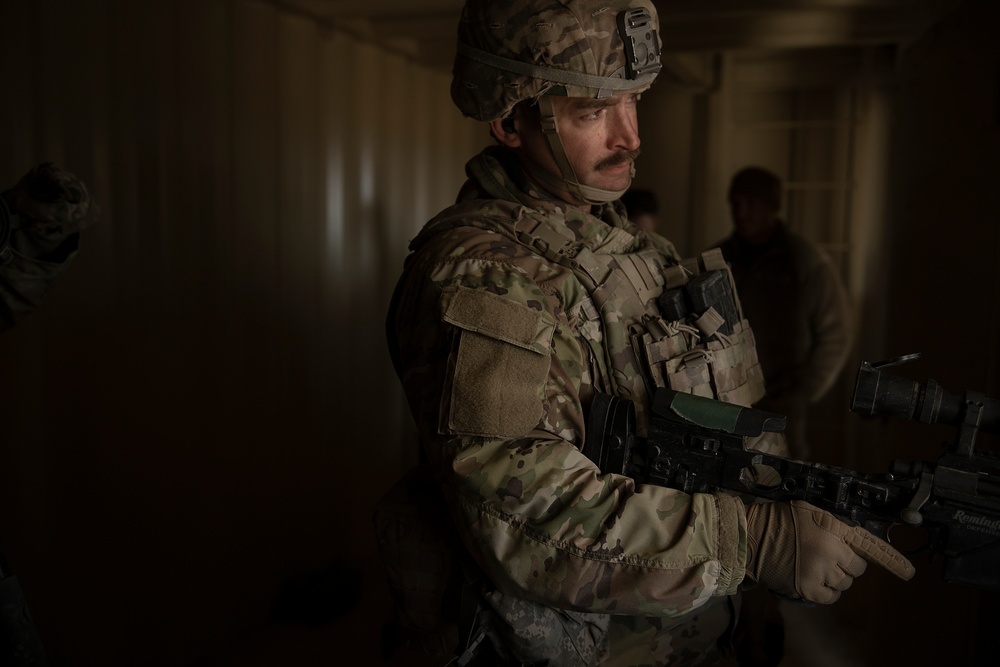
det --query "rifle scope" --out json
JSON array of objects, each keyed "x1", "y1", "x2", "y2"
[{"x1": 851, "y1": 359, "x2": 1000, "y2": 435}]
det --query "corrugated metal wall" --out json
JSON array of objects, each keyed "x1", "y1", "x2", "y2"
[{"x1": 0, "y1": 0, "x2": 486, "y2": 664}]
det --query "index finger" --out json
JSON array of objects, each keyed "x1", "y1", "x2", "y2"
[{"x1": 845, "y1": 525, "x2": 916, "y2": 581}]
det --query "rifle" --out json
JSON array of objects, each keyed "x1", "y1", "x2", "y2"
[{"x1": 582, "y1": 356, "x2": 1000, "y2": 591}]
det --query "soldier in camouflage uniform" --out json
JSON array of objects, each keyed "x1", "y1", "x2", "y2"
[
  {"x1": 1, "y1": 162, "x2": 95, "y2": 663},
  {"x1": 1, "y1": 162, "x2": 97, "y2": 331},
  {"x1": 385, "y1": 2, "x2": 914, "y2": 665}
]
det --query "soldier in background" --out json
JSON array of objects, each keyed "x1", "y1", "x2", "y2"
[
  {"x1": 714, "y1": 167, "x2": 851, "y2": 460},
  {"x1": 1, "y1": 162, "x2": 97, "y2": 331},
  {"x1": 383, "y1": 2, "x2": 912, "y2": 665},
  {"x1": 1, "y1": 162, "x2": 96, "y2": 665}
]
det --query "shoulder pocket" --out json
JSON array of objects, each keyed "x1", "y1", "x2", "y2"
[{"x1": 441, "y1": 286, "x2": 554, "y2": 438}]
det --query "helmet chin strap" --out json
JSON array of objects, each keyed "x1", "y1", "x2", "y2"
[{"x1": 534, "y1": 96, "x2": 631, "y2": 206}]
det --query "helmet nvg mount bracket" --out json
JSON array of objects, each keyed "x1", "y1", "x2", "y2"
[{"x1": 619, "y1": 6, "x2": 661, "y2": 81}]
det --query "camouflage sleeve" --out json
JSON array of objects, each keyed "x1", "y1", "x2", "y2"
[
  {"x1": 391, "y1": 225, "x2": 748, "y2": 619},
  {"x1": 0, "y1": 233, "x2": 79, "y2": 331}
]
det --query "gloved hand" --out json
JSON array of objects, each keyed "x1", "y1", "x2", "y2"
[
  {"x1": 4, "y1": 162, "x2": 98, "y2": 256},
  {"x1": 745, "y1": 500, "x2": 915, "y2": 604}
]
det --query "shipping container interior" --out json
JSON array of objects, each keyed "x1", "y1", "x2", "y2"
[{"x1": 0, "y1": 0, "x2": 997, "y2": 665}]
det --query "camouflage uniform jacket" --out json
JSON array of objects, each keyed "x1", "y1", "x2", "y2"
[{"x1": 388, "y1": 147, "x2": 749, "y2": 665}]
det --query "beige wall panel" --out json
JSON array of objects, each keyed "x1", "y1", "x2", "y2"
[
  {"x1": 0, "y1": 0, "x2": 485, "y2": 663},
  {"x1": 317, "y1": 29, "x2": 353, "y2": 451},
  {"x1": 276, "y1": 10, "x2": 324, "y2": 417},
  {"x1": 848, "y1": 84, "x2": 892, "y2": 361},
  {"x1": 374, "y1": 50, "x2": 420, "y2": 470},
  {"x1": 408, "y1": 68, "x2": 437, "y2": 236},
  {"x1": 0, "y1": 1, "x2": 35, "y2": 173},
  {"x1": 232, "y1": 0, "x2": 281, "y2": 323}
]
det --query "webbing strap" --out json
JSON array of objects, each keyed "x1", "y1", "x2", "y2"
[
  {"x1": 535, "y1": 96, "x2": 628, "y2": 205},
  {"x1": 515, "y1": 214, "x2": 611, "y2": 287},
  {"x1": 573, "y1": 247, "x2": 610, "y2": 286},
  {"x1": 456, "y1": 42, "x2": 657, "y2": 94},
  {"x1": 701, "y1": 248, "x2": 728, "y2": 271}
]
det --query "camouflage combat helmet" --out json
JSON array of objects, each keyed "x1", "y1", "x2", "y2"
[{"x1": 452, "y1": 0, "x2": 662, "y2": 204}]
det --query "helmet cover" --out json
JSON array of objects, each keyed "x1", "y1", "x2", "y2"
[{"x1": 452, "y1": 0, "x2": 662, "y2": 121}]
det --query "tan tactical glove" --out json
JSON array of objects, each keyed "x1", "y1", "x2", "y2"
[
  {"x1": 745, "y1": 500, "x2": 915, "y2": 604},
  {"x1": 4, "y1": 162, "x2": 98, "y2": 257}
]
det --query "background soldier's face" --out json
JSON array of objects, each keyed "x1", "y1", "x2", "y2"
[{"x1": 729, "y1": 193, "x2": 779, "y2": 245}]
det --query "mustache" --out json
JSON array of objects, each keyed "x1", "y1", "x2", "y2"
[{"x1": 595, "y1": 148, "x2": 641, "y2": 171}]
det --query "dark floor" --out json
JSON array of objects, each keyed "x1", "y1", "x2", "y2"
[{"x1": 178, "y1": 553, "x2": 390, "y2": 666}]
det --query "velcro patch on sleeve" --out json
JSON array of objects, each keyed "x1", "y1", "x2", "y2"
[
  {"x1": 441, "y1": 287, "x2": 554, "y2": 438},
  {"x1": 443, "y1": 286, "x2": 554, "y2": 354}
]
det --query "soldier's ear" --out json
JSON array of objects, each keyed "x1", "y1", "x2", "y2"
[{"x1": 490, "y1": 117, "x2": 521, "y2": 148}]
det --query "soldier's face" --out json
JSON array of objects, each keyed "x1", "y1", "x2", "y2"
[
  {"x1": 509, "y1": 92, "x2": 642, "y2": 206},
  {"x1": 729, "y1": 193, "x2": 779, "y2": 245}
]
